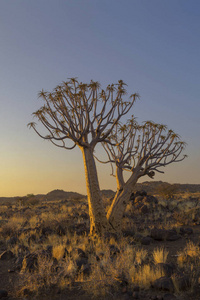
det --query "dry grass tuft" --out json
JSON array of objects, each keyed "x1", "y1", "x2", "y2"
[
  {"x1": 130, "y1": 264, "x2": 164, "y2": 288},
  {"x1": 52, "y1": 244, "x2": 66, "y2": 261},
  {"x1": 153, "y1": 247, "x2": 169, "y2": 264}
]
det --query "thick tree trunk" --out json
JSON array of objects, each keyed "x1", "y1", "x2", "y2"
[
  {"x1": 81, "y1": 147, "x2": 112, "y2": 236},
  {"x1": 107, "y1": 172, "x2": 139, "y2": 232}
]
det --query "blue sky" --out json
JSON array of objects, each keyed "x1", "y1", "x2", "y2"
[{"x1": 0, "y1": 0, "x2": 199, "y2": 196}]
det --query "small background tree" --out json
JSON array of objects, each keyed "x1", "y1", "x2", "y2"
[{"x1": 97, "y1": 119, "x2": 187, "y2": 230}]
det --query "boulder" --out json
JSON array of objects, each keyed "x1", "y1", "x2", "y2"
[
  {"x1": 153, "y1": 276, "x2": 174, "y2": 292},
  {"x1": 79, "y1": 263, "x2": 91, "y2": 275},
  {"x1": 0, "y1": 250, "x2": 15, "y2": 260},
  {"x1": 0, "y1": 290, "x2": 8, "y2": 299},
  {"x1": 132, "y1": 291, "x2": 139, "y2": 299},
  {"x1": 151, "y1": 229, "x2": 166, "y2": 241},
  {"x1": 179, "y1": 227, "x2": 193, "y2": 235},
  {"x1": 174, "y1": 274, "x2": 190, "y2": 291},
  {"x1": 7, "y1": 236, "x2": 18, "y2": 246},
  {"x1": 41, "y1": 226, "x2": 53, "y2": 236},
  {"x1": 144, "y1": 195, "x2": 158, "y2": 205},
  {"x1": 135, "y1": 190, "x2": 147, "y2": 197},
  {"x1": 156, "y1": 263, "x2": 175, "y2": 277},
  {"x1": 75, "y1": 257, "x2": 88, "y2": 270},
  {"x1": 109, "y1": 244, "x2": 120, "y2": 257},
  {"x1": 28, "y1": 234, "x2": 37, "y2": 245},
  {"x1": 166, "y1": 230, "x2": 181, "y2": 241},
  {"x1": 163, "y1": 294, "x2": 177, "y2": 300},
  {"x1": 14, "y1": 256, "x2": 24, "y2": 271},
  {"x1": 123, "y1": 230, "x2": 135, "y2": 237},
  {"x1": 55, "y1": 224, "x2": 65, "y2": 236},
  {"x1": 70, "y1": 247, "x2": 87, "y2": 259},
  {"x1": 134, "y1": 196, "x2": 144, "y2": 203},
  {"x1": 141, "y1": 236, "x2": 153, "y2": 245},
  {"x1": 151, "y1": 229, "x2": 180, "y2": 241},
  {"x1": 21, "y1": 253, "x2": 38, "y2": 272},
  {"x1": 140, "y1": 204, "x2": 149, "y2": 214}
]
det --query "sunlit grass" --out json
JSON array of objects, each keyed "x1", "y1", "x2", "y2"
[{"x1": 153, "y1": 247, "x2": 169, "y2": 264}]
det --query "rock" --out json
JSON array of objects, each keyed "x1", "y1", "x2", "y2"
[
  {"x1": 80, "y1": 263, "x2": 91, "y2": 276},
  {"x1": 141, "y1": 236, "x2": 153, "y2": 245},
  {"x1": 151, "y1": 229, "x2": 166, "y2": 241},
  {"x1": 130, "y1": 193, "x2": 135, "y2": 202},
  {"x1": 41, "y1": 248, "x2": 53, "y2": 259},
  {"x1": 37, "y1": 206, "x2": 47, "y2": 209},
  {"x1": 7, "y1": 236, "x2": 18, "y2": 246},
  {"x1": 153, "y1": 276, "x2": 174, "y2": 292},
  {"x1": 132, "y1": 291, "x2": 139, "y2": 299},
  {"x1": 121, "y1": 294, "x2": 132, "y2": 300},
  {"x1": 115, "y1": 272, "x2": 129, "y2": 287},
  {"x1": 41, "y1": 226, "x2": 53, "y2": 236},
  {"x1": 166, "y1": 230, "x2": 181, "y2": 241},
  {"x1": 174, "y1": 274, "x2": 190, "y2": 291},
  {"x1": 109, "y1": 244, "x2": 120, "y2": 257},
  {"x1": 135, "y1": 190, "x2": 147, "y2": 197},
  {"x1": 133, "y1": 286, "x2": 140, "y2": 292},
  {"x1": 96, "y1": 252, "x2": 104, "y2": 260},
  {"x1": 163, "y1": 294, "x2": 177, "y2": 300},
  {"x1": 151, "y1": 229, "x2": 180, "y2": 241},
  {"x1": 134, "y1": 196, "x2": 144, "y2": 203},
  {"x1": 21, "y1": 253, "x2": 38, "y2": 272},
  {"x1": 76, "y1": 226, "x2": 88, "y2": 236},
  {"x1": 0, "y1": 290, "x2": 8, "y2": 299},
  {"x1": 166, "y1": 234, "x2": 181, "y2": 241},
  {"x1": 140, "y1": 204, "x2": 149, "y2": 214},
  {"x1": 123, "y1": 230, "x2": 135, "y2": 237},
  {"x1": 21, "y1": 288, "x2": 34, "y2": 297},
  {"x1": 156, "y1": 263, "x2": 175, "y2": 277},
  {"x1": 71, "y1": 248, "x2": 87, "y2": 259},
  {"x1": 38, "y1": 235, "x2": 47, "y2": 243},
  {"x1": 55, "y1": 224, "x2": 65, "y2": 236},
  {"x1": 28, "y1": 234, "x2": 37, "y2": 245},
  {"x1": 0, "y1": 250, "x2": 15, "y2": 260},
  {"x1": 179, "y1": 227, "x2": 193, "y2": 235},
  {"x1": 46, "y1": 245, "x2": 53, "y2": 256},
  {"x1": 134, "y1": 233, "x2": 143, "y2": 242},
  {"x1": 14, "y1": 256, "x2": 24, "y2": 271},
  {"x1": 75, "y1": 257, "x2": 88, "y2": 269},
  {"x1": 103, "y1": 231, "x2": 119, "y2": 241},
  {"x1": 79, "y1": 212, "x2": 89, "y2": 220},
  {"x1": 8, "y1": 269, "x2": 15, "y2": 273},
  {"x1": 144, "y1": 195, "x2": 158, "y2": 205},
  {"x1": 129, "y1": 240, "x2": 136, "y2": 246}
]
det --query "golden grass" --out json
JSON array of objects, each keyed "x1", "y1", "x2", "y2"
[
  {"x1": 0, "y1": 191, "x2": 199, "y2": 298},
  {"x1": 130, "y1": 264, "x2": 164, "y2": 288},
  {"x1": 153, "y1": 247, "x2": 169, "y2": 264},
  {"x1": 52, "y1": 244, "x2": 66, "y2": 261},
  {"x1": 177, "y1": 241, "x2": 200, "y2": 267}
]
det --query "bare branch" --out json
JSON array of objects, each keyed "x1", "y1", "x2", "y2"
[
  {"x1": 29, "y1": 78, "x2": 138, "y2": 152},
  {"x1": 99, "y1": 118, "x2": 187, "y2": 188}
]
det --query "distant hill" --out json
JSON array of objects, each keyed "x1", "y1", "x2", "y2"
[
  {"x1": 0, "y1": 189, "x2": 86, "y2": 205},
  {"x1": 133, "y1": 181, "x2": 200, "y2": 194},
  {"x1": 0, "y1": 182, "x2": 200, "y2": 204},
  {"x1": 42, "y1": 189, "x2": 86, "y2": 201},
  {"x1": 101, "y1": 189, "x2": 116, "y2": 198}
]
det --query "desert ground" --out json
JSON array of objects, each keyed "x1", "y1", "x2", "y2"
[{"x1": 0, "y1": 182, "x2": 200, "y2": 300}]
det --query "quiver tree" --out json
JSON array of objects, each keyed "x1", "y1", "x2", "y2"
[
  {"x1": 28, "y1": 78, "x2": 138, "y2": 236},
  {"x1": 98, "y1": 119, "x2": 187, "y2": 231}
]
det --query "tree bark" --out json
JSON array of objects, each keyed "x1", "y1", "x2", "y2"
[
  {"x1": 107, "y1": 172, "x2": 139, "y2": 232},
  {"x1": 81, "y1": 147, "x2": 112, "y2": 236}
]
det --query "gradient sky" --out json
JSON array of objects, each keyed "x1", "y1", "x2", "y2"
[{"x1": 0, "y1": 0, "x2": 200, "y2": 197}]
